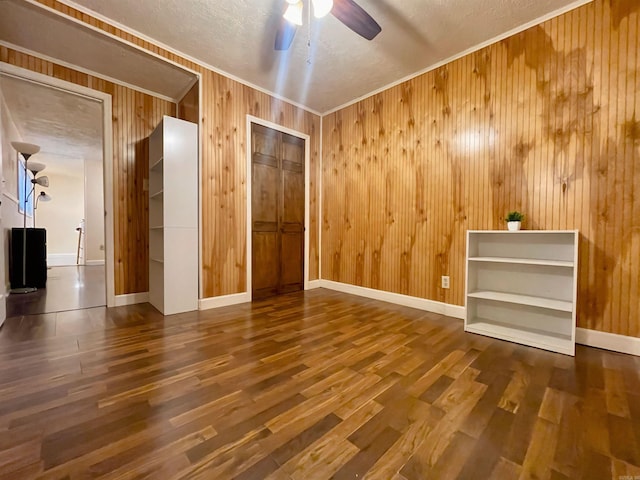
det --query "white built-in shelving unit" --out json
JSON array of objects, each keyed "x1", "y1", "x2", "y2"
[
  {"x1": 148, "y1": 116, "x2": 198, "y2": 315},
  {"x1": 465, "y1": 230, "x2": 579, "y2": 356}
]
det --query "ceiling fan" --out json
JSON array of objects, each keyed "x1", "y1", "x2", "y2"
[{"x1": 275, "y1": 0, "x2": 382, "y2": 51}]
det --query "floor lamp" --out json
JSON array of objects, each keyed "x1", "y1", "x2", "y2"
[{"x1": 10, "y1": 141, "x2": 40, "y2": 294}]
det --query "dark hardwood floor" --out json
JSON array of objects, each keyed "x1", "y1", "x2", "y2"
[
  {"x1": 6, "y1": 265, "x2": 106, "y2": 317},
  {"x1": 0, "y1": 288, "x2": 639, "y2": 479}
]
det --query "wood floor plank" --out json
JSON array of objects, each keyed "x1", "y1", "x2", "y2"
[
  {"x1": 604, "y1": 367, "x2": 632, "y2": 417},
  {"x1": 518, "y1": 417, "x2": 559, "y2": 480},
  {"x1": 0, "y1": 289, "x2": 638, "y2": 479}
]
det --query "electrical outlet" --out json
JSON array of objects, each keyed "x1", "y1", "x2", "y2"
[{"x1": 441, "y1": 276, "x2": 450, "y2": 289}]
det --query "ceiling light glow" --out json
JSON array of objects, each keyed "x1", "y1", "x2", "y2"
[
  {"x1": 311, "y1": 0, "x2": 333, "y2": 18},
  {"x1": 283, "y1": 1, "x2": 303, "y2": 25}
]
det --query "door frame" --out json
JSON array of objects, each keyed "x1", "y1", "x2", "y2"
[
  {"x1": 246, "y1": 115, "x2": 310, "y2": 300},
  {"x1": 0, "y1": 62, "x2": 116, "y2": 307}
]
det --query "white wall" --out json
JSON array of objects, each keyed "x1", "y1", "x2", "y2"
[
  {"x1": 0, "y1": 89, "x2": 32, "y2": 288},
  {"x1": 0, "y1": 89, "x2": 30, "y2": 226},
  {"x1": 84, "y1": 156, "x2": 104, "y2": 264},
  {"x1": 37, "y1": 170, "x2": 84, "y2": 265}
]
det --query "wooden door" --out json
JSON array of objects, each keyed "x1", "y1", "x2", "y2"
[{"x1": 251, "y1": 123, "x2": 304, "y2": 300}]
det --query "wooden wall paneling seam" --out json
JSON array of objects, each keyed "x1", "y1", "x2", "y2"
[
  {"x1": 602, "y1": 1, "x2": 614, "y2": 333},
  {"x1": 610, "y1": 7, "x2": 623, "y2": 335},
  {"x1": 617, "y1": 0, "x2": 629, "y2": 334},
  {"x1": 630, "y1": 9, "x2": 640, "y2": 337}
]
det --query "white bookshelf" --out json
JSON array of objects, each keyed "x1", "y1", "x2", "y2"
[
  {"x1": 465, "y1": 230, "x2": 578, "y2": 355},
  {"x1": 148, "y1": 116, "x2": 198, "y2": 315}
]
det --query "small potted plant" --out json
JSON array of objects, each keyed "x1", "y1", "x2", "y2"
[{"x1": 505, "y1": 211, "x2": 524, "y2": 231}]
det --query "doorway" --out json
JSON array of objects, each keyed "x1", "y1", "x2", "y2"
[
  {"x1": 0, "y1": 63, "x2": 115, "y2": 315},
  {"x1": 249, "y1": 121, "x2": 307, "y2": 300}
]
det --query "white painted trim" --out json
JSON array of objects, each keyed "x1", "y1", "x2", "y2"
[
  {"x1": 114, "y1": 291, "x2": 149, "y2": 306},
  {"x1": 316, "y1": 281, "x2": 639, "y2": 357},
  {"x1": 197, "y1": 77, "x2": 204, "y2": 300},
  {"x1": 307, "y1": 279, "x2": 322, "y2": 289},
  {"x1": 0, "y1": 41, "x2": 178, "y2": 104},
  {"x1": 46, "y1": 0, "x2": 586, "y2": 116},
  {"x1": 303, "y1": 126, "x2": 310, "y2": 291},
  {"x1": 576, "y1": 328, "x2": 640, "y2": 356},
  {"x1": 86, "y1": 259, "x2": 105, "y2": 266},
  {"x1": 47, "y1": 253, "x2": 76, "y2": 266},
  {"x1": 318, "y1": 116, "x2": 323, "y2": 280},
  {"x1": 0, "y1": 62, "x2": 116, "y2": 308},
  {"x1": 176, "y1": 76, "x2": 200, "y2": 105},
  {"x1": 198, "y1": 292, "x2": 250, "y2": 310},
  {"x1": 18, "y1": 0, "x2": 200, "y2": 90},
  {"x1": 319, "y1": 280, "x2": 466, "y2": 319},
  {"x1": 2, "y1": 191, "x2": 19, "y2": 204},
  {"x1": 322, "y1": 0, "x2": 592, "y2": 115},
  {"x1": 246, "y1": 115, "x2": 312, "y2": 300},
  {"x1": 54, "y1": 0, "x2": 321, "y2": 116},
  {"x1": 102, "y1": 86, "x2": 115, "y2": 308}
]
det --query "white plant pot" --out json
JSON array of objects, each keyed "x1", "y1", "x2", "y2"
[{"x1": 507, "y1": 221, "x2": 521, "y2": 231}]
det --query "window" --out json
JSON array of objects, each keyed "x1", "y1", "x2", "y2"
[{"x1": 17, "y1": 158, "x2": 34, "y2": 217}]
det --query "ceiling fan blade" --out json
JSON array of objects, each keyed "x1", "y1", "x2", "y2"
[
  {"x1": 275, "y1": 19, "x2": 298, "y2": 50},
  {"x1": 331, "y1": 0, "x2": 381, "y2": 40}
]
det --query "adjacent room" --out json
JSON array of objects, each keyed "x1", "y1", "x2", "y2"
[
  {"x1": 0, "y1": 0, "x2": 638, "y2": 478},
  {"x1": 0, "y1": 73, "x2": 107, "y2": 316}
]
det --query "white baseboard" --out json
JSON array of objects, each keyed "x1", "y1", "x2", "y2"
[
  {"x1": 198, "y1": 292, "x2": 250, "y2": 310},
  {"x1": 86, "y1": 259, "x2": 105, "y2": 266},
  {"x1": 114, "y1": 292, "x2": 149, "y2": 306},
  {"x1": 307, "y1": 279, "x2": 322, "y2": 289},
  {"x1": 317, "y1": 280, "x2": 639, "y2": 356},
  {"x1": 47, "y1": 253, "x2": 77, "y2": 266},
  {"x1": 576, "y1": 328, "x2": 640, "y2": 356},
  {"x1": 318, "y1": 280, "x2": 466, "y2": 319}
]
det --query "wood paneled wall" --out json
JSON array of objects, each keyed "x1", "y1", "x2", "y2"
[
  {"x1": 21, "y1": 0, "x2": 321, "y2": 298},
  {"x1": 198, "y1": 72, "x2": 319, "y2": 295},
  {"x1": 178, "y1": 82, "x2": 199, "y2": 124},
  {"x1": 322, "y1": 0, "x2": 640, "y2": 336},
  {"x1": 0, "y1": 46, "x2": 175, "y2": 295}
]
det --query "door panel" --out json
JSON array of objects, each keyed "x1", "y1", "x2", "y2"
[
  {"x1": 281, "y1": 232, "x2": 303, "y2": 291},
  {"x1": 252, "y1": 163, "x2": 278, "y2": 224},
  {"x1": 282, "y1": 133, "x2": 304, "y2": 165},
  {"x1": 253, "y1": 127, "x2": 278, "y2": 159},
  {"x1": 282, "y1": 170, "x2": 304, "y2": 225},
  {"x1": 251, "y1": 123, "x2": 304, "y2": 300},
  {"x1": 252, "y1": 232, "x2": 279, "y2": 297}
]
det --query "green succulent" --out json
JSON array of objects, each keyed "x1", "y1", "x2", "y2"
[{"x1": 505, "y1": 211, "x2": 524, "y2": 222}]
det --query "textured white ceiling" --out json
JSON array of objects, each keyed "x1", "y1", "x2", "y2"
[
  {"x1": 0, "y1": 74, "x2": 102, "y2": 176},
  {"x1": 65, "y1": 0, "x2": 586, "y2": 113},
  {"x1": 0, "y1": 0, "x2": 197, "y2": 101}
]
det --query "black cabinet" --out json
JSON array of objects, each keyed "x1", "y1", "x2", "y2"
[{"x1": 10, "y1": 228, "x2": 47, "y2": 289}]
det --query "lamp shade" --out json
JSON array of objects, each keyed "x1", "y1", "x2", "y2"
[
  {"x1": 33, "y1": 176, "x2": 49, "y2": 188},
  {"x1": 27, "y1": 162, "x2": 46, "y2": 174},
  {"x1": 11, "y1": 142, "x2": 40, "y2": 156},
  {"x1": 38, "y1": 191, "x2": 52, "y2": 202}
]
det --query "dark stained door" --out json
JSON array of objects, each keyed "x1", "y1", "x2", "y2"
[{"x1": 251, "y1": 123, "x2": 304, "y2": 300}]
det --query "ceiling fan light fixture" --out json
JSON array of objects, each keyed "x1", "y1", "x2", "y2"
[
  {"x1": 283, "y1": 1, "x2": 303, "y2": 25},
  {"x1": 311, "y1": 0, "x2": 333, "y2": 18}
]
